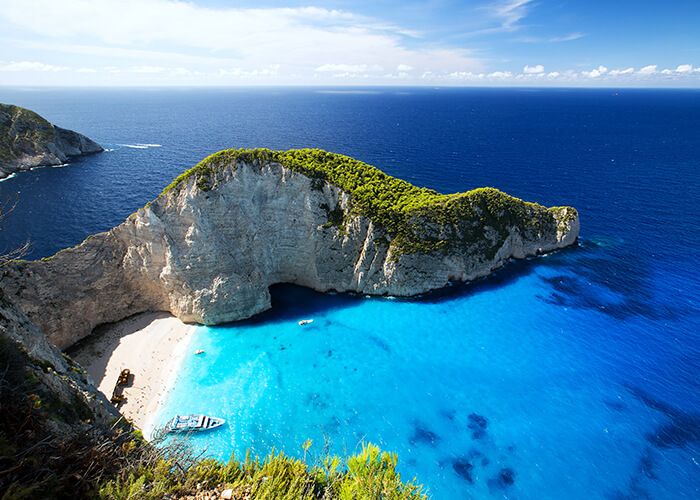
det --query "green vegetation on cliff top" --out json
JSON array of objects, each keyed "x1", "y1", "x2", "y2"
[
  {"x1": 162, "y1": 148, "x2": 577, "y2": 257},
  {"x1": 0, "y1": 103, "x2": 56, "y2": 163}
]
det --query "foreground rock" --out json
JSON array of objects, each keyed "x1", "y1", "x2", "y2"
[
  {"x1": 0, "y1": 103, "x2": 103, "y2": 179},
  {"x1": 1, "y1": 148, "x2": 579, "y2": 349}
]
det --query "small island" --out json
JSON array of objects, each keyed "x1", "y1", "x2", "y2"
[{"x1": 0, "y1": 103, "x2": 103, "y2": 179}]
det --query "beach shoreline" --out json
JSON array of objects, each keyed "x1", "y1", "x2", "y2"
[{"x1": 70, "y1": 311, "x2": 197, "y2": 435}]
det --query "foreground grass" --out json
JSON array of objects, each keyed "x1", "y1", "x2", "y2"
[{"x1": 98, "y1": 440, "x2": 427, "y2": 500}]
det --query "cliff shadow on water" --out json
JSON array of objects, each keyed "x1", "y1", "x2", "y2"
[{"x1": 237, "y1": 248, "x2": 573, "y2": 325}]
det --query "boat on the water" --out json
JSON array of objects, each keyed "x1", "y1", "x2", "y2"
[
  {"x1": 298, "y1": 319, "x2": 314, "y2": 326},
  {"x1": 165, "y1": 414, "x2": 226, "y2": 433}
]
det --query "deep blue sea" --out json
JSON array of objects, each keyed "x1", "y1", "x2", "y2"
[{"x1": 1, "y1": 87, "x2": 698, "y2": 499}]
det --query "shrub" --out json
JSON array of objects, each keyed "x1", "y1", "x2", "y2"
[{"x1": 160, "y1": 148, "x2": 576, "y2": 257}]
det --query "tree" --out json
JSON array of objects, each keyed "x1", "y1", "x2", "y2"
[{"x1": 0, "y1": 191, "x2": 30, "y2": 265}]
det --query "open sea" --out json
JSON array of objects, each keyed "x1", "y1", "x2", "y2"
[{"x1": 0, "y1": 87, "x2": 698, "y2": 499}]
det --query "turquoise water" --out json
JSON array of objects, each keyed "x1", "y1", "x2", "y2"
[{"x1": 153, "y1": 248, "x2": 699, "y2": 499}]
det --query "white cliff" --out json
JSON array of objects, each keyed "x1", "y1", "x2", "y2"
[{"x1": 1, "y1": 149, "x2": 579, "y2": 349}]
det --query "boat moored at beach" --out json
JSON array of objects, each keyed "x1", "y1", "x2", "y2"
[{"x1": 165, "y1": 414, "x2": 226, "y2": 433}]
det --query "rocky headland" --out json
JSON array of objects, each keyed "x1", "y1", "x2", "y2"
[
  {"x1": 0, "y1": 103, "x2": 103, "y2": 179},
  {"x1": 1, "y1": 148, "x2": 579, "y2": 349}
]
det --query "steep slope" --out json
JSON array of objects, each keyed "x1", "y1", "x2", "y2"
[
  {"x1": 0, "y1": 103, "x2": 103, "y2": 178},
  {"x1": 0, "y1": 286, "x2": 129, "y2": 496},
  {"x1": 1, "y1": 149, "x2": 579, "y2": 349}
]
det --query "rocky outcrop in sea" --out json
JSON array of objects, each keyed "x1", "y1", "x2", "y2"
[
  {"x1": 0, "y1": 149, "x2": 579, "y2": 349},
  {"x1": 0, "y1": 103, "x2": 103, "y2": 179}
]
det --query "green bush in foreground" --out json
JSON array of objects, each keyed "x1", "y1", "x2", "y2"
[{"x1": 98, "y1": 442, "x2": 426, "y2": 500}]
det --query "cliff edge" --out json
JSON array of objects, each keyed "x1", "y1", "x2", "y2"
[
  {"x1": 1, "y1": 148, "x2": 579, "y2": 349},
  {"x1": 0, "y1": 103, "x2": 103, "y2": 179}
]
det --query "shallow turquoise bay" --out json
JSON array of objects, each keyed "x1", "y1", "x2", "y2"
[{"x1": 152, "y1": 246, "x2": 699, "y2": 500}]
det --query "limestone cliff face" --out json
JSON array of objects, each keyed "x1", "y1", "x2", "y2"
[
  {"x1": 1, "y1": 149, "x2": 579, "y2": 349},
  {"x1": 0, "y1": 103, "x2": 103, "y2": 178}
]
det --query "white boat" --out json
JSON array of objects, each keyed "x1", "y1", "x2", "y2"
[
  {"x1": 298, "y1": 319, "x2": 314, "y2": 326},
  {"x1": 165, "y1": 414, "x2": 226, "y2": 433}
]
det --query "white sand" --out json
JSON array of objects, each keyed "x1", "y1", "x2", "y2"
[{"x1": 71, "y1": 311, "x2": 197, "y2": 434}]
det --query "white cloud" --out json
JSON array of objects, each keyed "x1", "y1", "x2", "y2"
[
  {"x1": 549, "y1": 33, "x2": 585, "y2": 42},
  {"x1": 0, "y1": 61, "x2": 69, "y2": 71},
  {"x1": 487, "y1": 70, "x2": 514, "y2": 79},
  {"x1": 638, "y1": 65, "x2": 657, "y2": 75},
  {"x1": 316, "y1": 64, "x2": 383, "y2": 73},
  {"x1": 397, "y1": 64, "x2": 414, "y2": 72},
  {"x1": 0, "y1": 0, "x2": 484, "y2": 78},
  {"x1": 582, "y1": 65, "x2": 608, "y2": 78},
  {"x1": 675, "y1": 64, "x2": 693, "y2": 73},
  {"x1": 609, "y1": 67, "x2": 634, "y2": 76},
  {"x1": 129, "y1": 66, "x2": 166, "y2": 73},
  {"x1": 523, "y1": 64, "x2": 544, "y2": 74},
  {"x1": 489, "y1": 0, "x2": 534, "y2": 31}
]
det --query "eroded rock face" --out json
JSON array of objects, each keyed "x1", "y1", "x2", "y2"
[
  {"x1": 0, "y1": 103, "x2": 103, "y2": 178},
  {"x1": 1, "y1": 155, "x2": 579, "y2": 349},
  {"x1": 0, "y1": 287, "x2": 119, "y2": 426}
]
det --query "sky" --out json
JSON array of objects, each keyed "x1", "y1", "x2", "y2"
[{"x1": 1, "y1": 0, "x2": 699, "y2": 87}]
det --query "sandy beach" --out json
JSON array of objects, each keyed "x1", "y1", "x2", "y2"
[{"x1": 70, "y1": 311, "x2": 197, "y2": 434}]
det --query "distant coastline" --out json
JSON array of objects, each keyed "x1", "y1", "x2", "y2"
[{"x1": 0, "y1": 103, "x2": 103, "y2": 179}]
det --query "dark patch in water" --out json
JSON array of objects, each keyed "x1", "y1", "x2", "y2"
[
  {"x1": 605, "y1": 399, "x2": 627, "y2": 412},
  {"x1": 324, "y1": 415, "x2": 342, "y2": 434},
  {"x1": 410, "y1": 423, "x2": 441, "y2": 447},
  {"x1": 305, "y1": 393, "x2": 328, "y2": 410},
  {"x1": 369, "y1": 335, "x2": 391, "y2": 353},
  {"x1": 628, "y1": 386, "x2": 700, "y2": 448},
  {"x1": 609, "y1": 447, "x2": 659, "y2": 499},
  {"x1": 468, "y1": 413, "x2": 488, "y2": 440},
  {"x1": 327, "y1": 350, "x2": 333, "y2": 357},
  {"x1": 440, "y1": 408, "x2": 457, "y2": 422},
  {"x1": 451, "y1": 458, "x2": 474, "y2": 483},
  {"x1": 541, "y1": 257, "x2": 686, "y2": 321},
  {"x1": 637, "y1": 450, "x2": 657, "y2": 480},
  {"x1": 487, "y1": 468, "x2": 516, "y2": 492}
]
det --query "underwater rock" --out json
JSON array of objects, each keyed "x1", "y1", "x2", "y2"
[
  {"x1": 488, "y1": 467, "x2": 516, "y2": 491},
  {"x1": 468, "y1": 413, "x2": 489, "y2": 440},
  {"x1": 628, "y1": 386, "x2": 700, "y2": 449},
  {"x1": 452, "y1": 458, "x2": 474, "y2": 483},
  {"x1": 410, "y1": 424, "x2": 441, "y2": 447}
]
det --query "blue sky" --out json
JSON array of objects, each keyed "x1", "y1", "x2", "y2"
[{"x1": 1, "y1": 0, "x2": 698, "y2": 86}]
